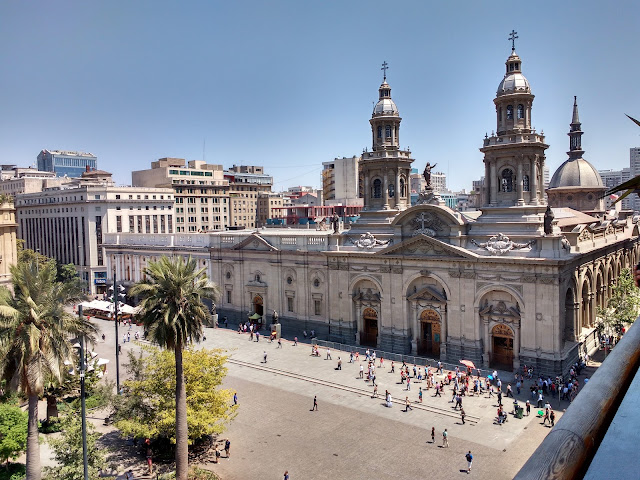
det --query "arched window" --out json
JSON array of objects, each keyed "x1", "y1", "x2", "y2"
[
  {"x1": 501, "y1": 169, "x2": 514, "y2": 192},
  {"x1": 400, "y1": 178, "x2": 406, "y2": 197},
  {"x1": 377, "y1": 126, "x2": 382, "y2": 138},
  {"x1": 523, "y1": 175, "x2": 530, "y2": 192},
  {"x1": 373, "y1": 179, "x2": 382, "y2": 198},
  {"x1": 388, "y1": 184, "x2": 395, "y2": 198},
  {"x1": 506, "y1": 105, "x2": 514, "y2": 120},
  {"x1": 517, "y1": 104, "x2": 524, "y2": 119},
  {"x1": 385, "y1": 125, "x2": 391, "y2": 137},
  {"x1": 498, "y1": 107, "x2": 503, "y2": 122}
]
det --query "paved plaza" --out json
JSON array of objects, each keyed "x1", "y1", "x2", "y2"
[{"x1": 55, "y1": 319, "x2": 595, "y2": 479}]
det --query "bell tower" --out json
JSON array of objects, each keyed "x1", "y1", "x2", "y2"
[
  {"x1": 359, "y1": 62, "x2": 414, "y2": 220},
  {"x1": 480, "y1": 32, "x2": 548, "y2": 208}
]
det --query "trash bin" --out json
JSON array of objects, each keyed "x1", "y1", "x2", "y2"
[{"x1": 516, "y1": 406, "x2": 524, "y2": 419}]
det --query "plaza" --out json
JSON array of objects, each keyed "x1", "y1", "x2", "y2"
[{"x1": 85, "y1": 317, "x2": 587, "y2": 480}]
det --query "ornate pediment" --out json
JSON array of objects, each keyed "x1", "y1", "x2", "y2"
[
  {"x1": 407, "y1": 286, "x2": 447, "y2": 304},
  {"x1": 232, "y1": 234, "x2": 279, "y2": 252},
  {"x1": 479, "y1": 300, "x2": 521, "y2": 321},
  {"x1": 377, "y1": 234, "x2": 476, "y2": 259}
]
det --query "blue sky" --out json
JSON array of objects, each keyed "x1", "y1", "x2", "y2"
[{"x1": 1, "y1": 1, "x2": 639, "y2": 192}]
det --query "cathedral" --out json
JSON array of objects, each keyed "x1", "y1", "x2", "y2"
[{"x1": 104, "y1": 43, "x2": 640, "y2": 376}]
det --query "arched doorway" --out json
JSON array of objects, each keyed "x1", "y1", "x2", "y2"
[
  {"x1": 360, "y1": 307, "x2": 378, "y2": 347},
  {"x1": 564, "y1": 288, "x2": 576, "y2": 342},
  {"x1": 253, "y1": 295, "x2": 264, "y2": 317},
  {"x1": 491, "y1": 324, "x2": 514, "y2": 370},
  {"x1": 418, "y1": 309, "x2": 441, "y2": 356}
]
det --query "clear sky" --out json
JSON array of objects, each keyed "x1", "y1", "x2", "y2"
[{"x1": 1, "y1": 1, "x2": 639, "y2": 192}]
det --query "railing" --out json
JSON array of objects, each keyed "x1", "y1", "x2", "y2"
[{"x1": 515, "y1": 320, "x2": 640, "y2": 480}]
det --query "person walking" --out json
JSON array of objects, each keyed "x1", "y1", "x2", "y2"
[
  {"x1": 497, "y1": 391, "x2": 503, "y2": 407},
  {"x1": 418, "y1": 387, "x2": 423, "y2": 403},
  {"x1": 434, "y1": 382, "x2": 442, "y2": 397},
  {"x1": 405, "y1": 396, "x2": 413, "y2": 412},
  {"x1": 233, "y1": 392, "x2": 238, "y2": 405},
  {"x1": 360, "y1": 364, "x2": 364, "y2": 379},
  {"x1": 326, "y1": 348, "x2": 331, "y2": 360},
  {"x1": 390, "y1": 361, "x2": 395, "y2": 373},
  {"x1": 283, "y1": 471, "x2": 289, "y2": 480},
  {"x1": 263, "y1": 351, "x2": 267, "y2": 363},
  {"x1": 460, "y1": 407, "x2": 466, "y2": 425},
  {"x1": 550, "y1": 409, "x2": 556, "y2": 427},
  {"x1": 277, "y1": 337, "x2": 282, "y2": 348},
  {"x1": 312, "y1": 395, "x2": 318, "y2": 411},
  {"x1": 406, "y1": 376, "x2": 411, "y2": 391},
  {"x1": 506, "y1": 383, "x2": 514, "y2": 398},
  {"x1": 526, "y1": 399, "x2": 531, "y2": 416},
  {"x1": 293, "y1": 336, "x2": 298, "y2": 346},
  {"x1": 337, "y1": 357, "x2": 342, "y2": 370},
  {"x1": 442, "y1": 429, "x2": 449, "y2": 448},
  {"x1": 465, "y1": 451, "x2": 473, "y2": 473},
  {"x1": 224, "y1": 439, "x2": 231, "y2": 459},
  {"x1": 371, "y1": 385, "x2": 378, "y2": 398},
  {"x1": 431, "y1": 427, "x2": 435, "y2": 444}
]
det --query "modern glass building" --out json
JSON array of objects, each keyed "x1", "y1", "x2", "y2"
[{"x1": 37, "y1": 150, "x2": 97, "y2": 177}]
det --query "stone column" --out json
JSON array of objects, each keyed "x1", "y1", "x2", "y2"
[
  {"x1": 355, "y1": 301, "x2": 362, "y2": 345},
  {"x1": 410, "y1": 301, "x2": 418, "y2": 354},
  {"x1": 484, "y1": 162, "x2": 491, "y2": 205},
  {"x1": 530, "y1": 155, "x2": 539, "y2": 205},
  {"x1": 482, "y1": 317, "x2": 490, "y2": 367},
  {"x1": 513, "y1": 322, "x2": 521, "y2": 371},
  {"x1": 440, "y1": 306, "x2": 448, "y2": 357},
  {"x1": 364, "y1": 175, "x2": 370, "y2": 210},
  {"x1": 490, "y1": 161, "x2": 498, "y2": 205},
  {"x1": 383, "y1": 169, "x2": 389, "y2": 209},
  {"x1": 395, "y1": 170, "x2": 401, "y2": 210},
  {"x1": 516, "y1": 161, "x2": 524, "y2": 205}
]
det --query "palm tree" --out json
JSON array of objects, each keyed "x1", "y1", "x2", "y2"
[
  {"x1": 0, "y1": 259, "x2": 93, "y2": 480},
  {"x1": 129, "y1": 255, "x2": 219, "y2": 480}
]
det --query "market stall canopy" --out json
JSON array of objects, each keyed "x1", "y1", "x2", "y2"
[
  {"x1": 460, "y1": 359, "x2": 476, "y2": 369},
  {"x1": 248, "y1": 313, "x2": 262, "y2": 320},
  {"x1": 79, "y1": 300, "x2": 138, "y2": 315}
]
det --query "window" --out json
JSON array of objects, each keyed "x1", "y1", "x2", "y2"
[
  {"x1": 385, "y1": 125, "x2": 391, "y2": 137},
  {"x1": 523, "y1": 175, "x2": 530, "y2": 192},
  {"x1": 388, "y1": 184, "x2": 395, "y2": 198},
  {"x1": 116, "y1": 216, "x2": 122, "y2": 233},
  {"x1": 377, "y1": 126, "x2": 382, "y2": 138},
  {"x1": 286, "y1": 276, "x2": 292, "y2": 284},
  {"x1": 506, "y1": 105, "x2": 514, "y2": 120},
  {"x1": 400, "y1": 178, "x2": 406, "y2": 197},
  {"x1": 373, "y1": 179, "x2": 382, "y2": 198},
  {"x1": 501, "y1": 169, "x2": 514, "y2": 192},
  {"x1": 287, "y1": 297, "x2": 294, "y2": 312},
  {"x1": 226, "y1": 271, "x2": 231, "y2": 279},
  {"x1": 314, "y1": 300, "x2": 321, "y2": 316},
  {"x1": 517, "y1": 104, "x2": 524, "y2": 119},
  {"x1": 227, "y1": 290, "x2": 232, "y2": 304},
  {"x1": 313, "y1": 278, "x2": 320, "y2": 288}
]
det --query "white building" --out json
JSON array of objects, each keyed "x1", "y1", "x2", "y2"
[
  {"x1": 599, "y1": 168, "x2": 632, "y2": 211},
  {"x1": 16, "y1": 171, "x2": 174, "y2": 294},
  {"x1": 322, "y1": 156, "x2": 363, "y2": 206},
  {"x1": 0, "y1": 166, "x2": 74, "y2": 197}
]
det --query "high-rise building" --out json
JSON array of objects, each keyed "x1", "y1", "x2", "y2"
[
  {"x1": 37, "y1": 150, "x2": 98, "y2": 177},
  {"x1": 322, "y1": 156, "x2": 362, "y2": 206},
  {"x1": 599, "y1": 168, "x2": 632, "y2": 210},
  {"x1": 16, "y1": 170, "x2": 174, "y2": 293},
  {"x1": 225, "y1": 165, "x2": 273, "y2": 228},
  {"x1": 630, "y1": 147, "x2": 640, "y2": 211},
  {"x1": 132, "y1": 158, "x2": 230, "y2": 232},
  {"x1": 431, "y1": 171, "x2": 447, "y2": 192}
]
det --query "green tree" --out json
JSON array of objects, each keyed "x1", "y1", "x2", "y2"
[
  {"x1": 114, "y1": 347, "x2": 236, "y2": 442},
  {"x1": 43, "y1": 414, "x2": 105, "y2": 480},
  {"x1": 129, "y1": 256, "x2": 219, "y2": 480},
  {"x1": 0, "y1": 402, "x2": 28, "y2": 464},
  {"x1": 0, "y1": 260, "x2": 94, "y2": 480},
  {"x1": 597, "y1": 267, "x2": 640, "y2": 334}
]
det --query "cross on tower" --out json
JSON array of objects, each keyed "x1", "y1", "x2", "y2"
[
  {"x1": 508, "y1": 30, "x2": 518, "y2": 51},
  {"x1": 381, "y1": 61, "x2": 388, "y2": 81}
]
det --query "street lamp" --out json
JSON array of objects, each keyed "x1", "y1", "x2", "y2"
[
  {"x1": 108, "y1": 274, "x2": 125, "y2": 394},
  {"x1": 75, "y1": 305, "x2": 89, "y2": 480}
]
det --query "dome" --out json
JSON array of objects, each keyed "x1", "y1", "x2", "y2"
[
  {"x1": 496, "y1": 72, "x2": 531, "y2": 96},
  {"x1": 548, "y1": 158, "x2": 604, "y2": 189},
  {"x1": 373, "y1": 98, "x2": 398, "y2": 115}
]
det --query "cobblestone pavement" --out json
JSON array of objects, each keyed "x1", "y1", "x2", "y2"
[{"x1": 56, "y1": 319, "x2": 593, "y2": 479}]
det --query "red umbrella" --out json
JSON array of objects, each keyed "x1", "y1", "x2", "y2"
[{"x1": 460, "y1": 360, "x2": 476, "y2": 369}]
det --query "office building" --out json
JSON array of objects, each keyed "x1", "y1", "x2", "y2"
[
  {"x1": 322, "y1": 156, "x2": 362, "y2": 206},
  {"x1": 37, "y1": 150, "x2": 98, "y2": 177}
]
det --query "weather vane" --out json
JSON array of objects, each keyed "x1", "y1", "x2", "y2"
[
  {"x1": 381, "y1": 61, "x2": 388, "y2": 81},
  {"x1": 508, "y1": 30, "x2": 518, "y2": 51}
]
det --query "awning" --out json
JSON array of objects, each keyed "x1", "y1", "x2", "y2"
[{"x1": 248, "y1": 313, "x2": 262, "y2": 320}]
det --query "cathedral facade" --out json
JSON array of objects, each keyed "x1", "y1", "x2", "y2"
[{"x1": 104, "y1": 46, "x2": 640, "y2": 376}]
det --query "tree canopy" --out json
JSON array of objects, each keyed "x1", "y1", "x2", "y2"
[
  {"x1": 0, "y1": 402, "x2": 28, "y2": 464},
  {"x1": 114, "y1": 346, "x2": 237, "y2": 443},
  {"x1": 597, "y1": 267, "x2": 640, "y2": 334}
]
